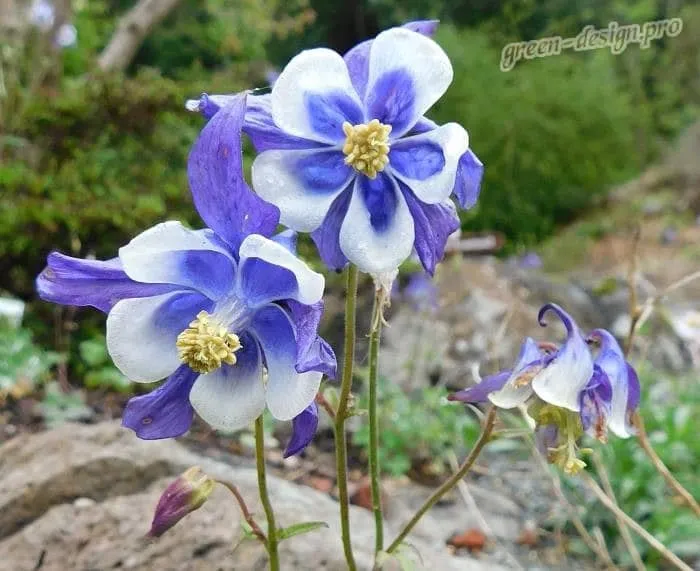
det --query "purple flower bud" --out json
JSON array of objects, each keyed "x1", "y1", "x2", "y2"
[{"x1": 148, "y1": 467, "x2": 215, "y2": 537}]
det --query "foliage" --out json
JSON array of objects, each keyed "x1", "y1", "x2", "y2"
[
  {"x1": 0, "y1": 320, "x2": 59, "y2": 402},
  {"x1": 78, "y1": 334, "x2": 132, "y2": 393},
  {"x1": 353, "y1": 381, "x2": 480, "y2": 477},
  {"x1": 39, "y1": 381, "x2": 93, "y2": 428},
  {"x1": 430, "y1": 25, "x2": 640, "y2": 247},
  {"x1": 564, "y1": 369, "x2": 700, "y2": 566}
]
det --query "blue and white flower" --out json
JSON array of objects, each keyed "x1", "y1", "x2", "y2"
[
  {"x1": 37, "y1": 94, "x2": 335, "y2": 453},
  {"x1": 187, "y1": 21, "x2": 484, "y2": 275},
  {"x1": 449, "y1": 303, "x2": 641, "y2": 473}
]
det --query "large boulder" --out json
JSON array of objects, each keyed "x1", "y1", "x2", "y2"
[{"x1": 0, "y1": 422, "x2": 510, "y2": 571}]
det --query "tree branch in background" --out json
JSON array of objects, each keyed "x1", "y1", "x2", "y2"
[{"x1": 97, "y1": 0, "x2": 182, "y2": 72}]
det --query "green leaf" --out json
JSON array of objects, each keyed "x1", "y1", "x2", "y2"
[{"x1": 278, "y1": 521, "x2": 328, "y2": 542}]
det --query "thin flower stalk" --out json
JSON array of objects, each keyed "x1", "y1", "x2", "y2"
[
  {"x1": 368, "y1": 296, "x2": 384, "y2": 558},
  {"x1": 333, "y1": 264, "x2": 359, "y2": 571},
  {"x1": 386, "y1": 407, "x2": 497, "y2": 554},
  {"x1": 255, "y1": 416, "x2": 280, "y2": 571},
  {"x1": 583, "y1": 473, "x2": 693, "y2": 571}
]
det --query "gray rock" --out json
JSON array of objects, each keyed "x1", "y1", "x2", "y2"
[{"x1": 0, "y1": 422, "x2": 507, "y2": 571}]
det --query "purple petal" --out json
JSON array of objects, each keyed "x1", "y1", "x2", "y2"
[
  {"x1": 401, "y1": 184, "x2": 460, "y2": 275},
  {"x1": 244, "y1": 94, "x2": 323, "y2": 152},
  {"x1": 249, "y1": 305, "x2": 322, "y2": 420},
  {"x1": 36, "y1": 252, "x2": 176, "y2": 313},
  {"x1": 409, "y1": 116, "x2": 439, "y2": 135},
  {"x1": 535, "y1": 424, "x2": 559, "y2": 457},
  {"x1": 579, "y1": 365, "x2": 612, "y2": 440},
  {"x1": 305, "y1": 91, "x2": 364, "y2": 142},
  {"x1": 448, "y1": 370, "x2": 512, "y2": 403},
  {"x1": 588, "y1": 328, "x2": 640, "y2": 438},
  {"x1": 359, "y1": 172, "x2": 398, "y2": 232},
  {"x1": 390, "y1": 138, "x2": 445, "y2": 181},
  {"x1": 283, "y1": 402, "x2": 319, "y2": 457},
  {"x1": 626, "y1": 364, "x2": 641, "y2": 415},
  {"x1": 402, "y1": 20, "x2": 439, "y2": 36},
  {"x1": 238, "y1": 259, "x2": 298, "y2": 307},
  {"x1": 310, "y1": 188, "x2": 352, "y2": 271},
  {"x1": 185, "y1": 93, "x2": 235, "y2": 119},
  {"x1": 187, "y1": 94, "x2": 280, "y2": 251},
  {"x1": 122, "y1": 366, "x2": 197, "y2": 439},
  {"x1": 295, "y1": 150, "x2": 353, "y2": 193},
  {"x1": 286, "y1": 300, "x2": 337, "y2": 378},
  {"x1": 453, "y1": 149, "x2": 484, "y2": 209},
  {"x1": 365, "y1": 68, "x2": 416, "y2": 135},
  {"x1": 344, "y1": 21, "x2": 440, "y2": 99}
]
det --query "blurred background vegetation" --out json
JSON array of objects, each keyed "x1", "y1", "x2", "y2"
[{"x1": 1, "y1": 1, "x2": 699, "y2": 566}]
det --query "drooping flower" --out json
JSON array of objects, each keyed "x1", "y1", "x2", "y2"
[
  {"x1": 36, "y1": 94, "x2": 335, "y2": 453},
  {"x1": 186, "y1": 21, "x2": 484, "y2": 276},
  {"x1": 449, "y1": 303, "x2": 641, "y2": 474},
  {"x1": 149, "y1": 466, "x2": 215, "y2": 537}
]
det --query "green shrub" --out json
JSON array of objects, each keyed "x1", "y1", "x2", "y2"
[{"x1": 431, "y1": 26, "x2": 641, "y2": 247}]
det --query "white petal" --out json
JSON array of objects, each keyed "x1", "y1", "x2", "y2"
[
  {"x1": 489, "y1": 338, "x2": 541, "y2": 408},
  {"x1": 391, "y1": 123, "x2": 469, "y2": 204},
  {"x1": 532, "y1": 339, "x2": 594, "y2": 412},
  {"x1": 272, "y1": 48, "x2": 363, "y2": 144},
  {"x1": 106, "y1": 291, "x2": 207, "y2": 382},
  {"x1": 238, "y1": 234, "x2": 325, "y2": 305},
  {"x1": 489, "y1": 383, "x2": 534, "y2": 409},
  {"x1": 252, "y1": 149, "x2": 353, "y2": 232},
  {"x1": 119, "y1": 221, "x2": 235, "y2": 297},
  {"x1": 250, "y1": 305, "x2": 322, "y2": 421},
  {"x1": 189, "y1": 341, "x2": 266, "y2": 431},
  {"x1": 366, "y1": 28, "x2": 453, "y2": 137},
  {"x1": 339, "y1": 177, "x2": 415, "y2": 273}
]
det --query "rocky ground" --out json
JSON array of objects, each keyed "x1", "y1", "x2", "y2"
[{"x1": 0, "y1": 422, "x2": 595, "y2": 571}]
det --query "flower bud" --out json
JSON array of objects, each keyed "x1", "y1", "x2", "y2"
[{"x1": 148, "y1": 466, "x2": 215, "y2": 537}]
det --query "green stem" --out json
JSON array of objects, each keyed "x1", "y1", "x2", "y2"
[
  {"x1": 368, "y1": 299, "x2": 384, "y2": 558},
  {"x1": 333, "y1": 264, "x2": 359, "y2": 571},
  {"x1": 386, "y1": 407, "x2": 497, "y2": 554},
  {"x1": 255, "y1": 416, "x2": 280, "y2": 571}
]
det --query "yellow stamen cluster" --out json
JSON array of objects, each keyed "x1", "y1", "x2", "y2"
[
  {"x1": 176, "y1": 311, "x2": 242, "y2": 374},
  {"x1": 342, "y1": 119, "x2": 392, "y2": 179},
  {"x1": 531, "y1": 403, "x2": 589, "y2": 475}
]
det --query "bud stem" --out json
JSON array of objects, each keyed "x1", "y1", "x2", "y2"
[
  {"x1": 217, "y1": 480, "x2": 267, "y2": 544},
  {"x1": 255, "y1": 415, "x2": 280, "y2": 570}
]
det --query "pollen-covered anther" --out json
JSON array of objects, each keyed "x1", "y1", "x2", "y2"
[
  {"x1": 342, "y1": 119, "x2": 392, "y2": 179},
  {"x1": 176, "y1": 311, "x2": 242, "y2": 374}
]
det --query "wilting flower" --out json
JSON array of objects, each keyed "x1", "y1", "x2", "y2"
[
  {"x1": 187, "y1": 21, "x2": 483, "y2": 276},
  {"x1": 37, "y1": 95, "x2": 335, "y2": 452},
  {"x1": 149, "y1": 466, "x2": 215, "y2": 537},
  {"x1": 449, "y1": 303, "x2": 641, "y2": 474}
]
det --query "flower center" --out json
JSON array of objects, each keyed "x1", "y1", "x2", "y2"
[
  {"x1": 342, "y1": 119, "x2": 392, "y2": 179},
  {"x1": 176, "y1": 311, "x2": 242, "y2": 374},
  {"x1": 531, "y1": 402, "x2": 589, "y2": 475}
]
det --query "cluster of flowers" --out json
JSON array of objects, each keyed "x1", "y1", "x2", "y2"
[
  {"x1": 37, "y1": 20, "x2": 482, "y2": 455},
  {"x1": 450, "y1": 304, "x2": 641, "y2": 474},
  {"x1": 36, "y1": 18, "x2": 639, "y2": 470}
]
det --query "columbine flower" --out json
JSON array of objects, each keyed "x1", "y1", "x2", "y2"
[
  {"x1": 449, "y1": 303, "x2": 641, "y2": 474},
  {"x1": 36, "y1": 95, "x2": 335, "y2": 451},
  {"x1": 186, "y1": 21, "x2": 484, "y2": 276},
  {"x1": 149, "y1": 466, "x2": 215, "y2": 537}
]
